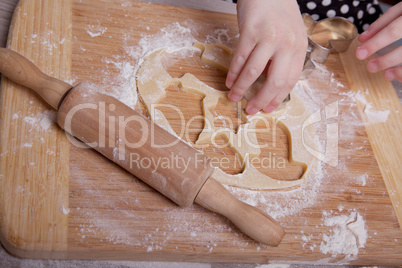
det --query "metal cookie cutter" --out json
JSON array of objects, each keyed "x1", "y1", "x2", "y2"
[{"x1": 301, "y1": 13, "x2": 358, "y2": 78}]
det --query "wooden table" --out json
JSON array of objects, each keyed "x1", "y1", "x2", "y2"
[
  {"x1": 2, "y1": 1, "x2": 237, "y2": 267},
  {"x1": 0, "y1": 1, "x2": 238, "y2": 268}
]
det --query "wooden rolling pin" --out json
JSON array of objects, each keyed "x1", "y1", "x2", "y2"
[{"x1": 0, "y1": 48, "x2": 285, "y2": 246}]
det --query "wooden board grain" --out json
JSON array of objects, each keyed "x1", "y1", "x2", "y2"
[
  {"x1": 0, "y1": 0, "x2": 71, "y2": 259},
  {"x1": 0, "y1": 0, "x2": 401, "y2": 265},
  {"x1": 339, "y1": 40, "x2": 402, "y2": 228}
]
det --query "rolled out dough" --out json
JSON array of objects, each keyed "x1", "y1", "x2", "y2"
[{"x1": 135, "y1": 43, "x2": 317, "y2": 190}]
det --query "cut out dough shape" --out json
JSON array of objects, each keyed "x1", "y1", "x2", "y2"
[{"x1": 136, "y1": 43, "x2": 317, "y2": 190}]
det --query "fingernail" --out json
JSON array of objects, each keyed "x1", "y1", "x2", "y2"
[
  {"x1": 357, "y1": 48, "x2": 368, "y2": 59},
  {"x1": 361, "y1": 28, "x2": 370, "y2": 35},
  {"x1": 235, "y1": 55, "x2": 246, "y2": 65},
  {"x1": 246, "y1": 106, "x2": 259, "y2": 115},
  {"x1": 228, "y1": 92, "x2": 242, "y2": 102},
  {"x1": 367, "y1": 61, "x2": 378, "y2": 72},
  {"x1": 226, "y1": 72, "x2": 237, "y2": 88},
  {"x1": 263, "y1": 105, "x2": 276, "y2": 113},
  {"x1": 226, "y1": 79, "x2": 234, "y2": 89},
  {"x1": 385, "y1": 70, "x2": 395, "y2": 81}
]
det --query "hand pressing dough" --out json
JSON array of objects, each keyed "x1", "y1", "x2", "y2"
[{"x1": 136, "y1": 43, "x2": 317, "y2": 190}]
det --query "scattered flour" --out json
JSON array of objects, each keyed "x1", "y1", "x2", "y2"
[
  {"x1": 125, "y1": 21, "x2": 197, "y2": 60},
  {"x1": 354, "y1": 91, "x2": 369, "y2": 105},
  {"x1": 101, "y1": 59, "x2": 138, "y2": 107},
  {"x1": 88, "y1": 21, "x2": 203, "y2": 110},
  {"x1": 71, "y1": 23, "x2": 377, "y2": 256},
  {"x1": 23, "y1": 116, "x2": 38, "y2": 125},
  {"x1": 320, "y1": 210, "x2": 368, "y2": 259},
  {"x1": 86, "y1": 22, "x2": 107, "y2": 37},
  {"x1": 64, "y1": 78, "x2": 77, "y2": 86},
  {"x1": 60, "y1": 205, "x2": 70, "y2": 215},
  {"x1": 363, "y1": 103, "x2": 390, "y2": 124},
  {"x1": 125, "y1": 21, "x2": 199, "y2": 108},
  {"x1": 22, "y1": 110, "x2": 56, "y2": 130},
  {"x1": 0, "y1": 110, "x2": 59, "y2": 155},
  {"x1": 39, "y1": 110, "x2": 57, "y2": 130},
  {"x1": 10, "y1": 17, "x2": 380, "y2": 261},
  {"x1": 353, "y1": 90, "x2": 390, "y2": 124},
  {"x1": 356, "y1": 173, "x2": 368, "y2": 186}
]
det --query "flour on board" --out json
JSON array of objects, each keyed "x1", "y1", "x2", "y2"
[
  {"x1": 320, "y1": 210, "x2": 368, "y2": 259},
  {"x1": 86, "y1": 22, "x2": 107, "y2": 37},
  {"x1": 55, "y1": 20, "x2": 372, "y2": 255},
  {"x1": 22, "y1": 110, "x2": 57, "y2": 130},
  {"x1": 354, "y1": 90, "x2": 390, "y2": 124}
]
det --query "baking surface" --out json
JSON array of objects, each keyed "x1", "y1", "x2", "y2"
[{"x1": 0, "y1": 0, "x2": 401, "y2": 266}]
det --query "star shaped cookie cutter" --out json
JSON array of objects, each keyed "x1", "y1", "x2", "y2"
[{"x1": 301, "y1": 13, "x2": 358, "y2": 79}]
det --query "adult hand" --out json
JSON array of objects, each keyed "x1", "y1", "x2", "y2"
[
  {"x1": 226, "y1": 0, "x2": 307, "y2": 114},
  {"x1": 356, "y1": 2, "x2": 402, "y2": 82}
]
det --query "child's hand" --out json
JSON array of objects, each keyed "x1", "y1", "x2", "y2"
[
  {"x1": 226, "y1": 0, "x2": 307, "y2": 115},
  {"x1": 356, "y1": 2, "x2": 402, "y2": 82}
]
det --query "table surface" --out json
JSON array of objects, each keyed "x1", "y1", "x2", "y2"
[
  {"x1": 0, "y1": 1, "x2": 237, "y2": 267},
  {"x1": 0, "y1": 0, "x2": 400, "y2": 267}
]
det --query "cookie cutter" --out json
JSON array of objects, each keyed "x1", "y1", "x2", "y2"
[
  {"x1": 300, "y1": 47, "x2": 316, "y2": 80},
  {"x1": 301, "y1": 13, "x2": 358, "y2": 78}
]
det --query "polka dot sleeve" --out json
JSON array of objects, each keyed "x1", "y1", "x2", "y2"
[
  {"x1": 297, "y1": 0, "x2": 382, "y2": 33},
  {"x1": 226, "y1": 0, "x2": 382, "y2": 33}
]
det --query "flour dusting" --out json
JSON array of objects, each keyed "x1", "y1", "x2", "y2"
[
  {"x1": 125, "y1": 21, "x2": 197, "y2": 60},
  {"x1": 22, "y1": 110, "x2": 56, "y2": 130},
  {"x1": 320, "y1": 210, "x2": 367, "y2": 259},
  {"x1": 356, "y1": 173, "x2": 368, "y2": 186},
  {"x1": 363, "y1": 103, "x2": 390, "y2": 124},
  {"x1": 353, "y1": 90, "x2": 390, "y2": 124},
  {"x1": 61, "y1": 205, "x2": 70, "y2": 215},
  {"x1": 87, "y1": 23, "x2": 373, "y2": 253},
  {"x1": 59, "y1": 17, "x2": 377, "y2": 259},
  {"x1": 101, "y1": 59, "x2": 138, "y2": 107},
  {"x1": 23, "y1": 116, "x2": 38, "y2": 125},
  {"x1": 86, "y1": 23, "x2": 107, "y2": 37},
  {"x1": 39, "y1": 110, "x2": 57, "y2": 130},
  {"x1": 90, "y1": 21, "x2": 202, "y2": 109}
]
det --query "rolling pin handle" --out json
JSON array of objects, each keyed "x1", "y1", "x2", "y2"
[
  {"x1": 0, "y1": 48, "x2": 72, "y2": 110},
  {"x1": 195, "y1": 177, "x2": 285, "y2": 247}
]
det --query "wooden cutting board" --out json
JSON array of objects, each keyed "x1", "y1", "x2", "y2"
[{"x1": 0, "y1": 0, "x2": 401, "y2": 265}]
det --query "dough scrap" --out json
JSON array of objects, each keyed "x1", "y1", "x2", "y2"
[{"x1": 136, "y1": 43, "x2": 316, "y2": 190}]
